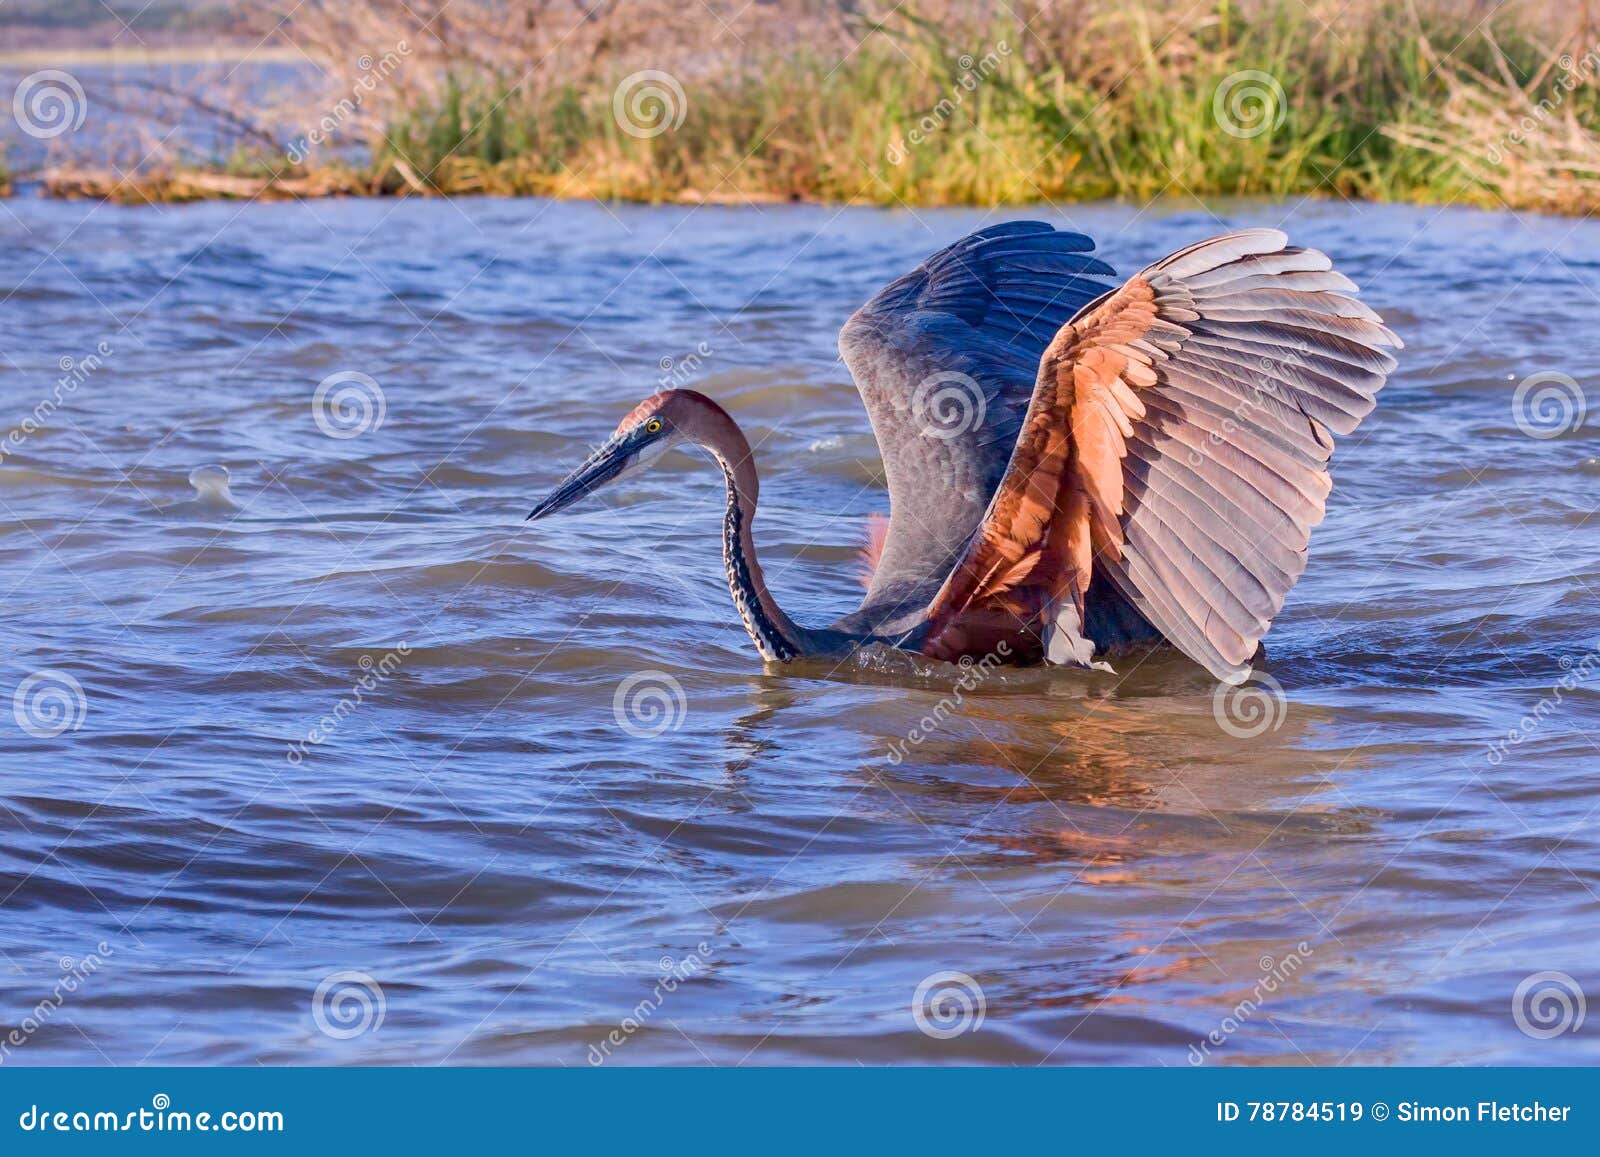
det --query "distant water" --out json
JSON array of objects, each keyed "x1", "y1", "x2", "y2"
[
  {"x1": 0, "y1": 58, "x2": 320, "y2": 174},
  {"x1": 0, "y1": 195, "x2": 1595, "y2": 1065}
]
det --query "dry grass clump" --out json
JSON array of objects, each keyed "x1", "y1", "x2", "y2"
[{"x1": 1387, "y1": 26, "x2": 1600, "y2": 213}]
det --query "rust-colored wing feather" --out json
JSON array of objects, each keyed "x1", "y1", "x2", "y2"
[
  {"x1": 856, "y1": 512, "x2": 892, "y2": 590},
  {"x1": 919, "y1": 229, "x2": 1402, "y2": 681},
  {"x1": 917, "y1": 279, "x2": 1161, "y2": 661}
]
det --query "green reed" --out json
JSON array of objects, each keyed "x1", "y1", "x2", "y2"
[{"x1": 287, "y1": 1, "x2": 1600, "y2": 211}]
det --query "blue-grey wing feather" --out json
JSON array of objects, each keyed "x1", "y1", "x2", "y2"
[{"x1": 833, "y1": 222, "x2": 1115, "y2": 635}]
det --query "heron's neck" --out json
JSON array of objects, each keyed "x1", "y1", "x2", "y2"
[{"x1": 703, "y1": 432, "x2": 807, "y2": 662}]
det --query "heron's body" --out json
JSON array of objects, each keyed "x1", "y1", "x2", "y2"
[{"x1": 529, "y1": 223, "x2": 1401, "y2": 683}]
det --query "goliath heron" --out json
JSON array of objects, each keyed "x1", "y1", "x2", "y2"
[{"x1": 528, "y1": 224, "x2": 1400, "y2": 682}]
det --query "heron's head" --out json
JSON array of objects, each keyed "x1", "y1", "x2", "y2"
[{"x1": 527, "y1": 390, "x2": 704, "y2": 521}]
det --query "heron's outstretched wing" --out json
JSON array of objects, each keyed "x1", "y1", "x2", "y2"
[
  {"x1": 835, "y1": 222, "x2": 1115, "y2": 634},
  {"x1": 919, "y1": 229, "x2": 1402, "y2": 682}
]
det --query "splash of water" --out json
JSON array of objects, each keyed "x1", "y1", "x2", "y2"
[{"x1": 186, "y1": 464, "x2": 236, "y2": 507}]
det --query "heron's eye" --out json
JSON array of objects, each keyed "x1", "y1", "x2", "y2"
[{"x1": 645, "y1": 419, "x2": 663, "y2": 434}]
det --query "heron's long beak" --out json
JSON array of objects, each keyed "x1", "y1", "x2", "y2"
[{"x1": 527, "y1": 440, "x2": 630, "y2": 521}]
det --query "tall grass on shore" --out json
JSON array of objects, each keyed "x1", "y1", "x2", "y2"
[{"x1": 35, "y1": 0, "x2": 1600, "y2": 213}]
